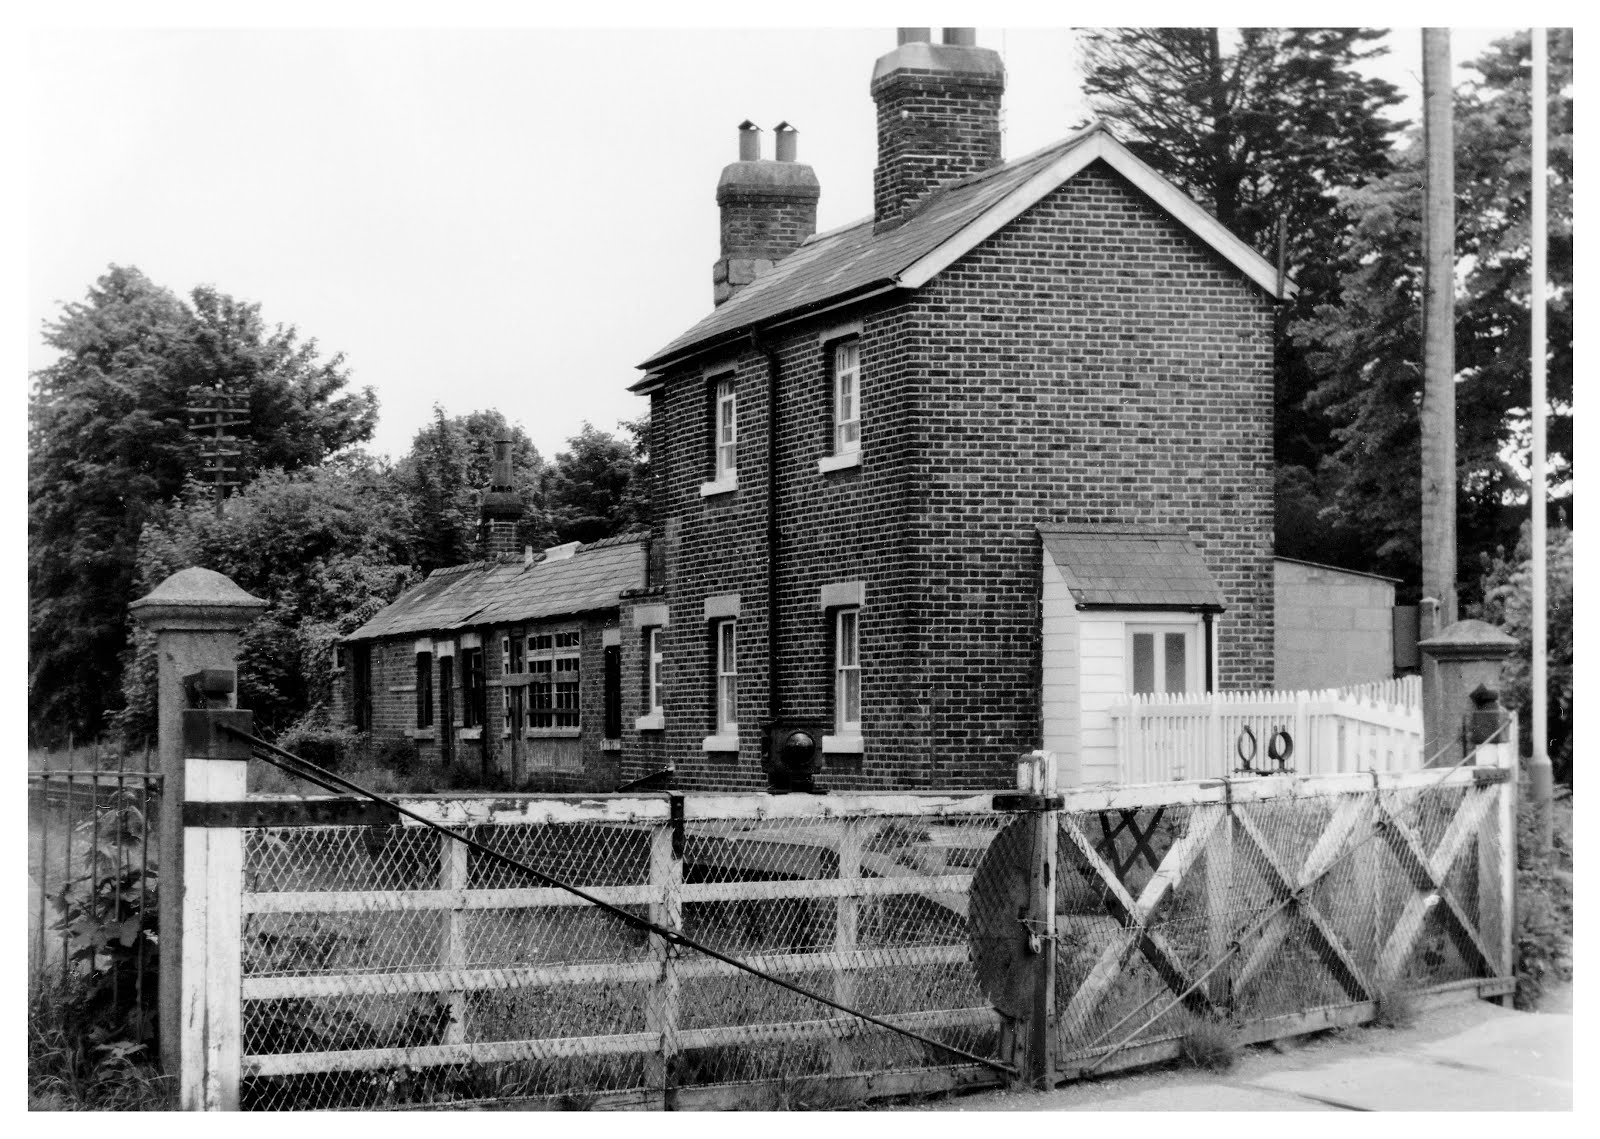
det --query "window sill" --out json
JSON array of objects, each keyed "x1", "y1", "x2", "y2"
[
  {"x1": 388, "y1": 683, "x2": 417, "y2": 694},
  {"x1": 818, "y1": 451, "x2": 861, "y2": 474},
  {"x1": 700, "y1": 475, "x2": 739, "y2": 498},
  {"x1": 526, "y1": 727, "x2": 581, "y2": 739},
  {"x1": 635, "y1": 712, "x2": 665, "y2": 731},
  {"x1": 459, "y1": 727, "x2": 483, "y2": 741},
  {"x1": 702, "y1": 733, "x2": 739, "y2": 753},
  {"x1": 407, "y1": 729, "x2": 436, "y2": 741},
  {"x1": 601, "y1": 739, "x2": 622, "y2": 752},
  {"x1": 822, "y1": 733, "x2": 864, "y2": 755}
]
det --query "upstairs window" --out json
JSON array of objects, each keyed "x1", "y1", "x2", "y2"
[
  {"x1": 528, "y1": 630, "x2": 582, "y2": 729},
  {"x1": 714, "y1": 376, "x2": 738, "y2": 480},
  {"x1": 833, "y1": 339, "x2": 860, "y2": 455}
]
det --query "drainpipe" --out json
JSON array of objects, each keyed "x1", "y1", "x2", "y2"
[
  {"x1": 751, "y1": 330, "x2": 782, "y2": 726},
  {"x1": 1202, "y1": 611, "x2": 1215, "y2": 692}
]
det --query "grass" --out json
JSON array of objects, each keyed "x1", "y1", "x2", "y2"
[
  {"x1": 1368, "y1": 986, "x2": 1420, "y2": 1029},
  {"x1": 28, "y1": 976, "x2": 172, "y2": 1111},
  {"x1": 1176, "y1": 1014, "x2": 1238, "y2": 1071}
]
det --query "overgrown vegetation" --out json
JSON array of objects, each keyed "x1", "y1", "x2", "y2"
[
  {"x1": 1368, "y1": 986, "x2": 1420, "y2": 1029},
  {"x1": 29, "y1": 794, "x2": 168, "y2": 1110},
  {"x1": 1513, "y1": 791, "x2": 1573, "y2": 1010},
  {"x1": 1177, "y1": 1014, "x2": 1237, "y2": 1071}
]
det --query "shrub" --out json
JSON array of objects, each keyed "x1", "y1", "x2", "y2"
[
  {"x1": 1513, "y1": 792, "x2": 1573, "y2": 1010},
  {"x1": 1177, "y1": 1015, "x2": 1236, "y2": 1071},
  {"x1": 276, "y1": 718, "x2": 362, "y2": 772},
  {"x1": 1369, "y1": 987, "x2": 1420, "y2": 1029}
]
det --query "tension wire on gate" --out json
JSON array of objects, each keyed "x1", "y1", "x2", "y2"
[
  {"x1": 1077, "y1": 720, "x2": 1512, "y2": 1076},
  {"x1": 221, "y1": 724, "x2": 1019, "y2": 1079}
]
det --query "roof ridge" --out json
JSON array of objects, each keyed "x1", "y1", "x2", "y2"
[{"x1": 576, "y1": 528, "x2": 652, "y2": 553}]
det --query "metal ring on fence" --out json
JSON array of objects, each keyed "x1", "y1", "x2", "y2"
[
  {"x1": 1267, "y1": 727, "x2": 1294, "y2": 772},
  {"x1": 1235, "y1": 725, "x2": 1258, "y2": 773}
]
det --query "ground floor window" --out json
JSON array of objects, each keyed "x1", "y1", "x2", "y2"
[
  {"x1": 835, "y1": 608, "x2": 860, "y2": 733},
  {"x1": 415, "y1": 651, "x2": 433, "y2": 728},
  {"x1": 528, "y1": 630, "x2": 581, "y2": 729},
  {"x1": 714, "y1": 618, "x2": 737, "y2": 734},
  {"x1": 460, "y1": 647, "x2": 487, "y2": 727},
  {"x1": 1128, "y1": 624, "x2": 1200, "y2": 695},
  {"x1": 646, "y1": 627, "x2": 663, "y2": 714}
]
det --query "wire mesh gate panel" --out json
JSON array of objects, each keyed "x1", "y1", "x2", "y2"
[
  {"x1": 1050, "y1": 765, "x2": 1514, "y2": 1074},
  {"x1": 235, "y1": 792, "x2": 1012, "y2": 1110}
]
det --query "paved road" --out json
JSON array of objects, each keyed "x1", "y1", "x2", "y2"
[{"x1": 916, "y1": 994, "x2": 1573, "y2": 1112}]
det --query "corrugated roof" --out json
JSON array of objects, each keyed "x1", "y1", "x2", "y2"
[
  {"x1": 346, "y1": 534, "x2": 648, "y2": 641},
  {"x1": 639, "y1": 126, "x2": 1101, "y2": 371},
  {"x1": 1040, "y1": 525, "x2": 1225, "y2": 609}
]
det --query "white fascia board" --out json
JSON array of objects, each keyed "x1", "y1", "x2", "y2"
[{"x1": 896, "y1": 131, "x2": 1294, "y2": 301}]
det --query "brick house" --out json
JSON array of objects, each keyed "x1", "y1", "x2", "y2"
[
  {"x1": 614, "y1": 28, "x2": 1289, "y2": 792},
  {"x1": 332, "y1": 441, "x2": 649, "y2": 790}
]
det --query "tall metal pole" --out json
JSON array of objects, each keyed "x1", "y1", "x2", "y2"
[
  {"x1": 1421, "y1": 29, "x2": 1457, "y2": 632},
  {"x1": 1529, "y1": 28, "x2": 1553, "y2": 841}
]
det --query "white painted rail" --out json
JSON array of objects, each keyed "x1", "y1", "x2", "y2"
[{"x1": 1109, "y1": 676, "x2": 1422, "y2": 782}]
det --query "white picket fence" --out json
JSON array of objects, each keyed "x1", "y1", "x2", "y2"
[{"x1": 1109, "y1": 675, "x2": 1423, "y2": 783}]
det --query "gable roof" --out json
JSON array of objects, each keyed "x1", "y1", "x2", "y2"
[
  {"x1": 638, "y1": 123, "x2": 1293, "y2": 376},
  {"x1": 345, "y1": 532, "x2": 648, "y2": 642},
  {"x1": 1039, "y1": 524, "x2": 1225, "y2": 610}
]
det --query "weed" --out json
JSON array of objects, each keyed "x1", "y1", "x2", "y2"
[
  {"x1": 1513, "y1": 793, "x2": 1574, "y2": 1010},
  {"x1": 1177, "y1": 1015, "x2": 1237, "y2": 1071},
  {"x1": 1369, "y1": 987, "x2": 1420, "y2": 1029}
]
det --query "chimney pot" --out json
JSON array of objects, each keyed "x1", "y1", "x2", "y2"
[
  {"x1": 737, "y1": 120, "x2": 761, "y2": 161},
  {"x1": 774, "y1": 121, "x2": 798, "y2": 163},
  {"x1": 942, "y1": 27, "x2": 977, "y2": 47},
  {"x1": 897, "y1": 28, "x2": 932, "y2": 45}
]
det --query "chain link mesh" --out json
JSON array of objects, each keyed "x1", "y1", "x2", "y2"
[{"x1": 233, "y1": 775, "x2": 1506, "y2": 1109}]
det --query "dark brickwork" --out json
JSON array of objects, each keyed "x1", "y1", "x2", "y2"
[
  {"x1": 622, "y1": 161, "x2": 1275, "y2": 792},
  {"x1": 343, "y1": 612, "x2": 622, "y2": 793},
  {"x1": 872, "y1": 68, "x2": 1003, "y2": 226}
]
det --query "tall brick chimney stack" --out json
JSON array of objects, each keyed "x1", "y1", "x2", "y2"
[
  {"x1": 480, "y1": 438, "x2": 522, "y2": 558},
  {"x1": 713, "y1": 120, "x2": 820, "y2": 306},
  {"x1": 871, "y1": 27, "x2": 1005, "y2": 230}
]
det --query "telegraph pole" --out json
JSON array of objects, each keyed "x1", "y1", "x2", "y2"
[
  {"x1": 1420, "y1": 28, "x2": 1457, "y2": 633},
  {"x1": 1529, "y1": 28, "x2": 1553, "y2": 841},
  {"x1": 186, "y1": 388, "x2": 248, "y2": 515}
]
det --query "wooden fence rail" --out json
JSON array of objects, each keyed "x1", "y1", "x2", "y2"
[{"x1": 176, "y1": 722, "x2": 1515, "y2": 1111}]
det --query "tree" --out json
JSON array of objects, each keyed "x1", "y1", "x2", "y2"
[
  {"x1": 117, "y1": 455, "x2": 415, "y2": 741},
  {"x1": 1291, "y1": 30, "x2": 1574, "y2": 592},
  {"x1": 1475, "y1": 521, "x2": 1573, "y2": 784},
  {"x1": 29, "y1": 266, "x2": 377, "y2": 739},
  {"x1": 543, "y1": 420, "x2": 651, "y2": 545},
  {"x1": 1078, "y1": 29, "x2": 1407, "y2": 569},
  {"x1": 392, "y1": 405, "x2": 549, "y2": 574}
]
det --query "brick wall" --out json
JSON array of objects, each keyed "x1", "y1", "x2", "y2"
[
  {"x1": 624, "y1": 159, "x2": 1275, "y2": 792},
  {"x1": 872, "y1": 68, "x2": 1002, "y2": 225}
]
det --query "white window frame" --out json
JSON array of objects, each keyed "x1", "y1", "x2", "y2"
[
  {"x1": 648, "y1": 627, "x2": 664, "y2": 715},
  {"x1": 714, "y1": 376, "x2": 737, "y2": 480},
  {"x1": 526, "y1": 628, "x2": 582, "y2": 734},
  {"x1": 715, "y1": 619, "x2": 737, "y2": 734},
  {"x1": 1125, "y1": 620, "x2": 1202, "y2": 696},
  {"x1": 834, "y1": 607, "x2": 861, "y2": 734},
  {"x1": 833, "y1": 339, "x2": 860, "y2": 456},
  {"x1": 499, "y1": 636, "x2": 512, "y2": 736}
]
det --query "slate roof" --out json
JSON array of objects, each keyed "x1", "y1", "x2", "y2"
[
  {"x1": 345, "y1": 532, "x2": 649, "y2": 642},
  {"x1": 639, "y1": 125, "x2": 1104, "y2": 372},
  {"x1": 639, "y1": 122, "x2": 1290, "y2": 375},
  {"x1": 1039, "y1": 525, "x2": 1225, "y2": 609}
]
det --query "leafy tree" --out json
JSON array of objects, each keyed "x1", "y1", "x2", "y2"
[
  {"x1": 1475, "y1": 521, "x2": 1573, "y2": 784},
  {"x1": 392, "y1": 405, "x2": 549, "y2": 574},
  {"x1": 117, "y1": 455, "x2": 415, "y2": 741},
  {"x1": 1291, "y1": 30, "x2": 1574, "y2": 592},
  {"x1": 29, "y1": 266, "x2": 377, "y2": 739},
  {"x1": 543, "y1": 420, "x2": 651, "y2": 545}
]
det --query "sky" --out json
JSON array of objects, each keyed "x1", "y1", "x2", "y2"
[{"x1": 26, "y1": 13, "x2": 1517, "y2": 464}]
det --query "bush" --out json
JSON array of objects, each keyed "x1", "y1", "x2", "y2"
[
  {"x1": 1369, "y1": 987, "x2": 1420, "y2": 1029},
  {"x1": 1177, "y1": 1015, "x2": 1237, "y2": 1071},
  {"x1": 276, "y1": 717, "x2": 362, "y2": 772},
  {"x1": 1513, "y1": 792, "x2": 1573, "y2": 1010}
]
